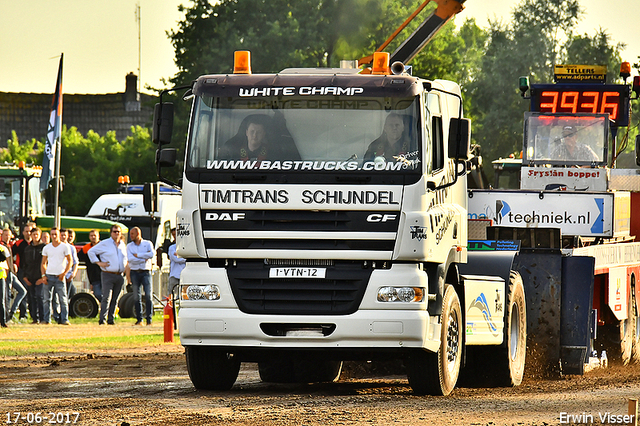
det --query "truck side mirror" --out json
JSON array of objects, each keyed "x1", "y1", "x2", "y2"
[
  {"x1": 156, "y1": 148, "x2": 177, "y2": 168},
  {"x1": 448, "y1": 117, "x2": 470, "y2": 161},
  {"x1": 152, "y1": 103, "x2": 174, "y2": 145},
  {"x1": 636, "y1": 135, "x2": 640, "y2": 167}
]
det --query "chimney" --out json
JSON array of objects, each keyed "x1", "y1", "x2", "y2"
[{"x1": 124, "y1": 72, "x2": 140, "y2": 112}]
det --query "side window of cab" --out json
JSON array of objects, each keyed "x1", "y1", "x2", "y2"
[{"x1": 424, "y1": 92, "x2": 444, "y2": 173}]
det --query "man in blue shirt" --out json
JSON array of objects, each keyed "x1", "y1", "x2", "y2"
[
  {"x1": 88, "y1": 225, "x2": 128, "y2": 325},
  {"x1": 126, "y1": 227, "x2": 155, "y2": 326}
]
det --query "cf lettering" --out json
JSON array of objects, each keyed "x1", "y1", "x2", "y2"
[{"x1": 367, "y1": 214, "x2": 397, "y2": 223}]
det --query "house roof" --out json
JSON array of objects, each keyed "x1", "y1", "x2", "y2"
[{"x1": 0, "y1": 74, "x2": 156, "y2": 145}]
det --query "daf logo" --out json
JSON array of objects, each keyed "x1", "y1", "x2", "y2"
[
  {"x1": 366, "y1": 214, "x2": 397, "y2": 223},
  {"x1": 205, "y1": 212, "x2": 246, "y2": 221}
]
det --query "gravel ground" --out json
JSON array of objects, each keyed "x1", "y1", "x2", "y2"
[{"x1": 1, "y1": 323, "x2": 640, "y2": 425}]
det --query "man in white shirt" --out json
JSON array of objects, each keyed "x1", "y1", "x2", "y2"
[
  {"x1": 51, "y1": 228, "x2": 79, "y2": 321},
  {"x1": 88, "y1": 225, "x2": 128, "y2": 325},
  {"x1": 40, "y1": 228, "x2": 73, "y2": 325},
  {"x1": 126, "y1": 227, "x2": 155, "y2": 326}
]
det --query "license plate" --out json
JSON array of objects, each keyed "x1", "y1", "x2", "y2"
[{"x1": 269, "y1": 267, "x2": 327, "y2": 278}]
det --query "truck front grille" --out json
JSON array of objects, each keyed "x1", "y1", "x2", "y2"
[{"x1": 227, "y1": 260, "x2": 372, "y2": 315}]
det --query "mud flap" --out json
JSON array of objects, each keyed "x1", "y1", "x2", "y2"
[
  {"x1": 512, "y1": 252, "x2": 562, "y2": 375},
  {"x1": 560, "y1": 255, "x2": 595, "y2": 375}
]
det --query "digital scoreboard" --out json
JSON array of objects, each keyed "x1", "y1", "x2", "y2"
[{"x1": 530, "y1": 84, "x2": 630, "y2": 127}]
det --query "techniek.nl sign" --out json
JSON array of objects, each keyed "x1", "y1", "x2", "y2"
[{"x1": 467, "y1": 191, "x2": 614, "y2": 237}]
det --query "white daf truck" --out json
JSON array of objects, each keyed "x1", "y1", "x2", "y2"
[
  {"x1": 151, "y1": 0, "x2": 526, "y2": 395},
  {"x1": 152, "y1": 54, "x2": 528, "y2": 396}
]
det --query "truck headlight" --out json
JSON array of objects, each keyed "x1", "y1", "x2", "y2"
[
  {"x1": 182, "y1": 285, "x2": 221, "y2": 300},
  {"x1": 377, "y1": 287, "x2": 424, "y2": 303}
]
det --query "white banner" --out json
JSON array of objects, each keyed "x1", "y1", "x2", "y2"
[{"x1": 468, "y1": 190, "x2": 614, "y2": 237}]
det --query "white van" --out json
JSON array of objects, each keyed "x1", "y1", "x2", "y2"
[
  {"x1": 85, "y1": 183, "x2": 182, "y2": 309},
  {"x1": 86, "y1": 183, "x2": 181, "y2": 249}
]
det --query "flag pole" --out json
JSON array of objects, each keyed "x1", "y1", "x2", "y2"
[
  {"x1": 53, "y1": 53, "x2": 63, "y2": 228},
  {"x1": 53, "y1": 131, "x2": 61, "y2": 228}
]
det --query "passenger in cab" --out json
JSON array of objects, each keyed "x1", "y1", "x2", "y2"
[
  {"x1": 364, "y1": 113, "x2": 411, "y2": 162},
  {"x1": 219, "y1": 115, "x2": 280, "y2": 162}
]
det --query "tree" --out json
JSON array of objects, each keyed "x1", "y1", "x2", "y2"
[
  {"x1": 0, "y1": 131, "x2": 41, "y2": 164},
  {"x1": 56, "y1": 126, "x2": 157, "y2": 216},
  {"x1": 164, "y1": 0, "x2": 485, "y2": 149},
  {"x1": 468, "y1": 0, "x2": 625, "y2": 173}
]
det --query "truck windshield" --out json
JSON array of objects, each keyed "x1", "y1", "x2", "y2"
[
  {"x1": 0, "y1": 175, "x2": 43, "y2": 231},
  {"x1": 187, "y1": 95, "x2": 421, "y2": 175},
  {"x1": 523, "y1": 113, "x2": 608, "y2": 166}
]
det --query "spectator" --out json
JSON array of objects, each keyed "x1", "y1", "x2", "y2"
[
  {"x1": 61, "y1": 228, "x2": 79, "y2": 299},
  {"x1": 126, "y1": 227, "x2": 154, "y2": 326},
  {"x1": 88, "y1": 225, "x2": 127, "y2": 325},
  {"x1": 167, "y1": 228, "x2": 184, "y2": 298},
  {"x1": 40, "y1": 228, "x2": 72, "y2": 325},
  {"x1": 79, "y1": 230, "x2": 102, "y2": 302},
  {"x1": 1, "y1": 228, "x2": 26, "y2": 324},
  {"x1": 51, "y1": 229, "x2": 78, "y2": 322},
  {"x1": 41, "y1": 232, "x2": 50, "y2": 245},
  {"x1": 22, "y1": 227, "x2": 46, "y2": 323},
  {"x1": 12, "y1": 224, "x2": 33, "y2": 320},
  {"x1": 0, "y1": 243, "x2": 10, "y2": 327}
]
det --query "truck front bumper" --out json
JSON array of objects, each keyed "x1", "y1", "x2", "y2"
[{"x1": 179, "y1": 308, "x2": 440, "y2": 353}]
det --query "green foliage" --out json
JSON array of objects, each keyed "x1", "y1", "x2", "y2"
[
  {"x1": 55, "y1": 126, "x2": 157, "y2": 216},
  {"x1": 0, "y1": 131, "x2": 41, "y2": 164},
  {"x1": 7, "y1": 127, "x2": 158, "y2": 217},
  {"x1": 469, "y1": 0, "x2": 625, "y2": 174},
  {"x1": 165, "y1": 0, "x2": 486, "y2": 146},
  {"x1": 566, "y1": 29, "x2": 625, "y2": 83}
]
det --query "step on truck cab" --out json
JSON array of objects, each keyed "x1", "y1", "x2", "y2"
[{"x1": 152, "y1": 50, "x2": 526, "y2": 395}]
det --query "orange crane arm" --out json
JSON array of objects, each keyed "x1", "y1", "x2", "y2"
[{"x1": 359, "y1": 0, "x2": 466, "y2": 67}]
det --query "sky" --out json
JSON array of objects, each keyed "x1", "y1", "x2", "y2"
[{"x1": 0, "y1": 0, "x2": 638, "y2": 95}]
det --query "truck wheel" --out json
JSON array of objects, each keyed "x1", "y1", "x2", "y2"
[
  {"x1": 294, "y1": 359, "x2": 343, "y2": 383},
  {"x1": 69, "y1": 293, "x2": 99, "y2": 318},
  {"x1": 620, "y1": 293, "x2": 635, "y2": 365},
  {"x1": 259, "y1": 356, "x2": 343, "y2": 383},
  {"x1": 117, "y1": 292, "x2": 134, "y2": 318},
  {"x1": 259, "y1": 357, "x2": 297, "y2": 383},
  {"x1": 632, "y1": 292, "x2": 640, "y2": 363},
  {"x1": 185, "y1": 346, "x2": 240, "y2": 390},
  {"x1": 494, "y1": 271, "x2": 527, "y2": 386},
  {"x1": 602, "y1": 295, "x2": 635, "y2": 365},
  {"x1": 460, "y1": 271, "x2": 527, "y2": 387},
  {"x1": 406, "y1": 284, "x2": 462, "y2": 396}
]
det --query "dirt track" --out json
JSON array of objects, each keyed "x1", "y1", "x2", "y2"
[{"x1": 2, "y1": 333, "x2": 640, "y2": 426}]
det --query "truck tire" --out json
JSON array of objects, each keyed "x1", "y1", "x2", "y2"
[
  {"x1": 620, "y1": 293, "x2": 635, "y2": 365},
  {"x1": 493, "y1": 271, "x2": 527, "y2": 386},
  {"x1": 294, "y1": 359, "x2": 343, "y2": 383},
  {"x1": 258, "y1": 357, "x2": 296, "y2": 383},
  {"x1": 69, "y1": 293, "x2": 99, "y2": 318},
  {"x1": 259, "y1": 355, "x2": 343, "y2": 383},
  {"x1": 601, "y1": 290, "x2": 635, "y2": 365},
  {"x1": 632, "y1": 292, "x2": 640, "y2": 363},
  {"x1": 117, "y1": 292, "x2": 134, "y2": 318},
  {"x1": 406, "y1": 284, "x2": 462, "y2": 396},
  {"x1": 460, "y1": 271, "x2": 526, "y2": 387},
  {"x1": 124, "y1": 294, "x2": 152, "y2": 319},
  {"x1": 185, "y1": 346, "x2": 240, "y2": 390}
]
